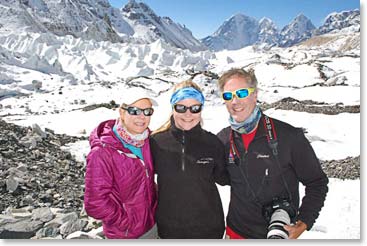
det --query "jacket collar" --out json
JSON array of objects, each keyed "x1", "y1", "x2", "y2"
[
  {"x1": 232, "y1": 113, "x2": 268, "y2": 141},
  {"x1": 90, "y1": 119, "x2": 150, "y2": 152}
]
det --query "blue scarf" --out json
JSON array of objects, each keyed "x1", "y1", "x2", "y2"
[
  {"x1": 229, "y1": 105, "x2": 262, "y2": 134},
  {"x1": 170, "y1": 87, "x2": 205, "y2": 106}
]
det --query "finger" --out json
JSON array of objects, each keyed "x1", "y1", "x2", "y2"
[{"x1": 283, "y1": 225, "x2": 292, "y2": 232}]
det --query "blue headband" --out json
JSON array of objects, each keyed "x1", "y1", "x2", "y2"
[{"x1": 170, "y1": 87, "x2": 205, "y2": 106}]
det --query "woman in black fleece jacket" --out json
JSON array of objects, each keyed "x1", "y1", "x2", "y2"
[{"x1": 150, "y1": 80, "x2": 229, "y2": 239}]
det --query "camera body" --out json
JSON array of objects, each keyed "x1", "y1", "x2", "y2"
[{"x1": 262, "y1": 197, "x2": 297, "y2": 239}]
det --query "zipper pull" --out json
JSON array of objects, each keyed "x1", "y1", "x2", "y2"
[
  {"x1": 145, "y1": 168, "x2": 149, "y2": 178},
  {"x1": 181, "y1": 133, "x2": 185, "y2": 171},
  {"x1": 265, "y1": 168, "x2": 269, "y2": 176}
]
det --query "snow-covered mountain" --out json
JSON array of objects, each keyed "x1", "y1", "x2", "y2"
[
  {"x1": 0, "y1": 0, "x2": 205, "y2": 51},
  {"x1": 0, "y1": 0, "x2": 124, "y2": 42},
  {"x1": 201, "y1": 13, "x2": 316, "y2": 50},
  {"x1": 201, "y1": 14, "x2": 259, "y2": 51},
  {"x1": 202, "y1": 10, "x2": 359, "y2": 51},
  {"x1": 121, "y1": 0, "x2": 206, "y2": 51},
  {"x1": 279, "y1": 14, "x2": 316, "y2": 47},
  {"x1": 257, "y1": 17, "x2": 280, "y2": 47},
  {"x1": 315, "y1": 9, "x2": 360, "y2": 35}
]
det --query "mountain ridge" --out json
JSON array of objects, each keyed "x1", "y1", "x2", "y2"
[
  {"x1": 202, "y1": 9, "x2": 359, "y2": 51},
  {"x1": 0, "y1": 0, "x2": 205, "y2": 51}
]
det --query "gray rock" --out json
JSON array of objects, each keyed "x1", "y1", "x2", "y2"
[
  {"x1": 32, "y1": 80, "x2": 43, "y2": 91},
  {"x1": 226, "y1": 56, "x2": 234, "y2": 63},
  {"x1": 20, "y1": 195, "x2": 35, "y2": 207},
  {"x1": 34, "y1": 226, "x2": 60, "y2": 239},
  {"x1": 45, "y1": 212, "x2": 78, "y2": 228},
  {"x1": 66, "y1": 230, "x2": 103, "y2": 239},
  {"x1": 19, "y1": 136, "x2": 37, "y2": 149},
  {"x1": 60, "y1": 219, "x2": 88, "y2": 236},
  {"x1": 1, "y1": 218, "x2": 44, "y2": 238},
  {"x1": 0, "y1": 215, "x2": 19, "y2": 227},
  {"x1": 6, "y1": 176, "x2": 19, "y2": 193},
  {"x1": 32, "y1": 207, "x2": 54, "y2": 222},
  {"x1": 32, "y1": 124, "x2": 47, "y2": 139},
  {"x1": 16, "y1": 164, "x2": 27, "y2": 173}
]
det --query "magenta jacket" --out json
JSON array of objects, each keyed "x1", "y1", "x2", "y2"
[{"x1": 84, "y1": 119, "x2": 157, "y2": 239}]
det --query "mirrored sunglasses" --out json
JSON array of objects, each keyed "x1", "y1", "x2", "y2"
[
  {"x1": 173, "y1": 104, "x2": 202, "y2": 114},
  {"x1": 222, "y1": 88, "x2": 256, "y2": 101},
  {"x1": 122, "y1": 106, "x2": 154, "y2": 116}
]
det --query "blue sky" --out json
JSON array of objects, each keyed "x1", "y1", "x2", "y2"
[{"x1": 109, "y1": 0, "x2": 360, "y2": 39}]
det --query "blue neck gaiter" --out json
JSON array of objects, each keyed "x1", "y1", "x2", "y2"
[{"x1": 229, "y1": 105, "x2": 262, "y2": 134}]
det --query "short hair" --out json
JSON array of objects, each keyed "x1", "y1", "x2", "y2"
[{"x1": 217, "y1": 68, "x2": 258, "y2": 92}]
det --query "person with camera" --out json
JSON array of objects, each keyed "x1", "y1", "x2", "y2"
[
  {"x1": 84, "y1": 94, "x2": 158, "y2": 239},
  {"x1": 216, "y1": 68, "x2": 328, "y2": 239}
]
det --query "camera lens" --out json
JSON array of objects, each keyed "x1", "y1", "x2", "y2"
[{"x1": 266, "y1": 209, "x2": 290, "y2": 239}]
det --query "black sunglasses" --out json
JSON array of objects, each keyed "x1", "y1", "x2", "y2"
[
  {"x1": 121, "y1": 106, "x2": 154, "y2": 116},
  {"x1": 173, "y1": 104, "x2": 202, "y2": 114}
]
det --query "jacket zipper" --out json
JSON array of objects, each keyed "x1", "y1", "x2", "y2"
[
  {"x1": 116, "y1": 149, "x2": 152, "y2": 237},
  {"x1": 138, "y1": 152, "x2": 153, "y2": 225},
  {"x1": 181, "y1": 133, "x2": 185, "y2": 171},
  {"x1": 137, "y1": 155, "x2": 152, "y2": 222},
  {"x1": 138, "y1": 159, "x2": 150, "y2": 178},
  {"x1": 122, "y1": 203, "x2": 129, "y2": 237},
  {"x1": 117, "y1": 150, "x2": 152, "y2": 237}
]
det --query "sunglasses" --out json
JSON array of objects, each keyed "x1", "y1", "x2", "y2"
[
  {"x1": 173, "y1": 104, "x2": 202, "y2": 114},
  {"x1": 121, "y1": 106, "x2": 154, "y2": 116},
  {"x1": 222, "y1": 88, "x2": 256, "y2": 101}
]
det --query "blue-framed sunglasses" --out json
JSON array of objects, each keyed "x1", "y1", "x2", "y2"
[
  {"x1": 222, "y1": 88, "x2": 256, "y2": 101},
  {"x1": 121, "y1": 106, "x2": 154, "y2": 116}
]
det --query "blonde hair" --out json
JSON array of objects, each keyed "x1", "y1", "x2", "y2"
[
  {"x1": 152, "y1": 80, "x2": 203, "y2": 135},
  {"x1": 217, "y1": 68, "x2": 258, "y2": 92}
]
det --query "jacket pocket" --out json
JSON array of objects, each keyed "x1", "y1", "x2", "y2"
[{"x1": 124, "y1": 203, "x2": 151, "y2": 238}]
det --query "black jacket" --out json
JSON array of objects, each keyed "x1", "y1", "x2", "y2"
[
  {"x1": 217, "y1": 114, "x2": 328, "y2": 239},
  {"x1": 150, "y1": 118, "x2": 229, "y2": 239}
]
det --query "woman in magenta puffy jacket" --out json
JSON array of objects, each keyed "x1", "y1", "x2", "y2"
[{"x1": 84, "y1": 95, "x2": 158, "y2": 239}]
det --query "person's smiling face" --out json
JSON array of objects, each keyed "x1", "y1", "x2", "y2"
[
  {"x1": 173, "y1": 98, "x2": 202, "y2": 131},
  {"x1": 119, "y1": 98, "x2": 152, "y2": 135},
  {"x1": 223, "y1": 76, "x2": 257, "y2": 123}
]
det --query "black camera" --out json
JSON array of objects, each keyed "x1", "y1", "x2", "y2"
[{"x1": 262, "y1": 198, "x2": 297, "y2": 239}]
